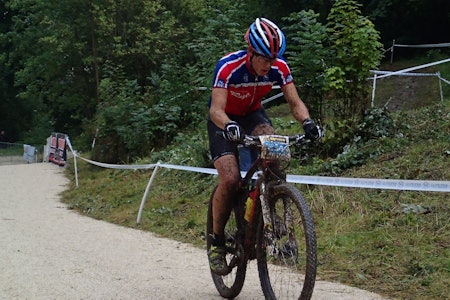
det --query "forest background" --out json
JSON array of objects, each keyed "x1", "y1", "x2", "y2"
[
  {"x1": 1, "y1": 1, "x2": 449, "y2": 299},
  {"x1": 1, "y1": 0, "x2": 449, "y2": 162}
]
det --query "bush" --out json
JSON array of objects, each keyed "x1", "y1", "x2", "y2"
[{"x1": 321, "y1": 106, "x2": 397, "y2": 174}]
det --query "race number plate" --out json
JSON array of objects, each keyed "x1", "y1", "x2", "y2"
[{"x1": 259, "y1": 135, "x2": 290, "y2": 161}]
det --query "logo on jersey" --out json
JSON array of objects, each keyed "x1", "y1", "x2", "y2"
[
  {"x1": 230, "y1": 91, "x2": 251, "y2": 100},
  {"x1": 243, "y1": 74, "x2": 249, "y2": 83},
  {"x1": 286, "y1": 74, "x2": 293, "y2": 83},
  {"x1": 216, "y1": 79, "x2": 225, "y2": 88}
]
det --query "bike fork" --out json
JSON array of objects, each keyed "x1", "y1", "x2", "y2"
[{"x1": 259, "y1": 182, "x2": 279, "y2": 256}]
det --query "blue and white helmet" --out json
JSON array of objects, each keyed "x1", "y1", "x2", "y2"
[{"x1": 245, "y1": 18, "x2": 286, "y2": 59}]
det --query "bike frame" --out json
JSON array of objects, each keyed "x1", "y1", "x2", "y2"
[
  {"x1": 208, "y1": 133, "x2": 318, "y2": 299},
  {"x1": 237, "y1": 135, "x2": 304, "y2": 257}
]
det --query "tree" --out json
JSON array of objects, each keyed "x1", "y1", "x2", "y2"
[
  {"x1": 325, "y1": 0, "x2": 383, "y2": 121},
  {"x1": 89, "y1": 0, "x2": 211, "y2": 161},
  {"x1": 187, "y1": 1, "x2": 251, "y2": 87},
  {"x1": 363, "y1": 0, "x2": 450, "y2": 47},
  {"x1": 4, "y1": 0, "x2": 98, "y2": 142},
  {"x1": 0, "y1": 2, "x2": 26, "y2": 141},
  {"x1": 283, "y1": 10, "x2": 330, "y2": 120},
  {"x1": 2, "y1": 0, "x2": 441, "y2": 157}
]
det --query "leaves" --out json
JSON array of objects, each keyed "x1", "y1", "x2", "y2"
[
  {"x1": 325, "y1": 0, "x2": 383, "y2": 120},
  {"x1": 1, "y1": 0, "x2": 447, "y2": 163},
  {"x1": 282, "y1": 10, "x2": 329, "y2": 119}
]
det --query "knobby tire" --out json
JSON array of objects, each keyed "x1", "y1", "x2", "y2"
[
  {"x1": 256, "y1": 183, "x2": 317, "y2": 300},
  {"x1": 207, "y1": 186, "x2": 247, "y2": 299}
]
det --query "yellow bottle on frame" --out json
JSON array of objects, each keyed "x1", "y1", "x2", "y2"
[{"x1": 244, "y1": 190, "x2": 257, "y2": 222}]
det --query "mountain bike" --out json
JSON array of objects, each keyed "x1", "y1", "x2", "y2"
[{"x1": 206, "y1": 134, "x2": 318, "y2": 299}]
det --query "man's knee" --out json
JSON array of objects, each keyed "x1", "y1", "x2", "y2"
[
  {"x1": 252, "y1": 123, "x2": 275, "y2": 135},
  {"x1": 220, "y1": 175, "x2": 240, "y2": 190}
]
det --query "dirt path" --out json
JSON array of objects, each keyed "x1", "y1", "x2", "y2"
[{"x1": 0, "y1": 163, "x2": 387, "y2": 299}]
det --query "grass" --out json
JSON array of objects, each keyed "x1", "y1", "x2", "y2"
[
  {"x1": 0, "y1": 143, "x2": 25, "y2": 156},
  {"x1": 0, "y1": 143, "x2": 29, "y2": 164},
  {"x1": 374, "y1": 53, "x2": 450, "y2": 110},
  {"x1": 60, "y1": 58, "x2": 450, "y2": 299}
]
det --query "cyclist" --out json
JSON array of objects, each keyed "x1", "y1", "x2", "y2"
[{"x1": 207, "y1": 17, "x2": 322, "y2": 275}]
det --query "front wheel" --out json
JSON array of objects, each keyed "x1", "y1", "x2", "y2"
[
  {"x1": 206, "y1": 186, "x2": 247, "y2": 299},
  {"x1": 256, "y1": 183, "x2": 317, "y2": 300}
]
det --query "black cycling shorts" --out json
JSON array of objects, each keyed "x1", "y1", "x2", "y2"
[{"x1": 207, "y1": 107, "x2": 272, "y2": 161}]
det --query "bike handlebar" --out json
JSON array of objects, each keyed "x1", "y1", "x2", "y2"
[
  {"x1": 215, "y1": 130, "x2": 320, "y2": 147},
  {"x1": 241, "y1": 134, "x2": 309, "y2": 147}
]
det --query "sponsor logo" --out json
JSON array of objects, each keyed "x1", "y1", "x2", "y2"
[
  {"x1": 216, "y1": 79, "x2": 225, "y2": 88},
  {"x1": 286, "y1": 74, "x2": 293, "y2": 83},
  {"x1": 230, "y1": 91, "x2": 251, "y2": 100}
]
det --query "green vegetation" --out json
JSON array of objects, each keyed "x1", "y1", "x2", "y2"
[
  {"x1": 0, "y1": 144, "x2": 23, "y2": 157},
  {"x1": 61, "y1": 94, "x2": 449, "y2": 299},
  {"x1": 5, "y1": 0, "x2": 448, "y2": 163},
  {"x1": 3, "y1": 0, "x2": 446, "y2": 297}
]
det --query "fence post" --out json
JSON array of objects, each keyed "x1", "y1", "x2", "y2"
[
  {"x1": 65, "y1": 137, "x2": 79, "y2": 188},
  {"x1": 437, "y1": 71, "x2": 444, "y2": 102},
  {"x1": 371, "y1": 73, "x2": 378, "y2": 107},
  {"x1": 73, "y1": 151, "x2": 79, "y2": 188},
  {"x1": 390, "y1": 39, "x2": 395, "y2": 64},
  {"x1": 136, "y1": 161, "x2": 161, "y2": 224}
]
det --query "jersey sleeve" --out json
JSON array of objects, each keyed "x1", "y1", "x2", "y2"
[
  {"x1": 274, "y1": 59, "x2": 294, "y2": 87},
  {"x1": 211, "y1": 61, "x2": 230, "y2": 89}
]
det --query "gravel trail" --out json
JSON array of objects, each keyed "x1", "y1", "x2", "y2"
[{"x1": 0, "y1": 163, "x2": 387, "y2": 299}]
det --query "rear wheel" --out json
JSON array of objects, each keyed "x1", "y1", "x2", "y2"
[
  {"x1": 256, "y1": 183, "x2": 317, "y2": 300},
  {"x1": 207, "y1": 186, "x2": 247, "y2": 299}
]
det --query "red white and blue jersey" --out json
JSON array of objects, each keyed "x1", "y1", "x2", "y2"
[{"x1": 211, "y1": 50, "x2": 294, "y2": 116}]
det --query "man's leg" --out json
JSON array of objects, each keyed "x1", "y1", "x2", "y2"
[
  {"x1": 212, "y1": 154, "x2": 240, "y2": 236},
  {"x1": 252, "y1": 123, "x2": 275, "y2": 135},
  {"x1": 208, "y1": 154, "x2": 240, "y2": 275}
]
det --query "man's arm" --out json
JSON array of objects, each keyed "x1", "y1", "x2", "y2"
[
  {"x1": 281, "y1": 83, "x2": 310, "y2": 124},
  {"x1": 209, "y1": 87, "x2": 231, "y2": 129}
]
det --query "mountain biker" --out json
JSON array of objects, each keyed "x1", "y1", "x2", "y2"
[{"x1": 207, "y1": 17, "x2": 322, "y2": 275}]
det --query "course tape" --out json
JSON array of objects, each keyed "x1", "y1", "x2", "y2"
[
  {"x1": 440, "y1": 76, "x2": 450, "y2": 85},
  {"x1": 371, "y1": 70, "x2": 439, "y2": 77},
  {"x1": 76, "y1": 155, "x2": 158, "y2": 170},
  {"x1": 375, "y1": 58, "x2": 450, "y2": 79},
  {"x1": 286, "y1": 175, "x2": 450, "y2": 192},
  {"x1": 71, "y1": 152, "x2": 450, "y2": 193},
  {"x1": 394, "y1": 42, "x2": 450, "y2": 48}
]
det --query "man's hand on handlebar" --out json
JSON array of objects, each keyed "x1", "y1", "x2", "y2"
[
  {"x1": 302, "y1": 118, "x2": 324, "y2": 141},
  {"x1": 223, "y1": 121, "x2": 245, "y2": 142}
]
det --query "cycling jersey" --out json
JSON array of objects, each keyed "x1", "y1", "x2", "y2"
[{"x1": 211, "y1": 50, "x2": 294, "y2": 116}]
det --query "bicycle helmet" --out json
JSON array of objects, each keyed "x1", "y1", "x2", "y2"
[{"x1": 245, "y1": 18, "x2": 286, "y2": 59}]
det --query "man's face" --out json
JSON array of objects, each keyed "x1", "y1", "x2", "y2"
[{"x1": 251, "y1": 52, "x2": 275, "y2": 76}]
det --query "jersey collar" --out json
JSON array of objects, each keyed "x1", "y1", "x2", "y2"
[{"x1": 245, "y1": 50, "x2": 257, "y2": 76}]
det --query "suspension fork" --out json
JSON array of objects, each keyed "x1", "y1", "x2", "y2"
[
  {"x1": 259, "y1": 180, "x2": 280, "y2": 256},
  {"x1": 259, "y1": 181, "x2": 272, "y2": 227}
]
